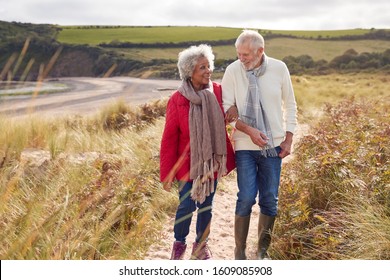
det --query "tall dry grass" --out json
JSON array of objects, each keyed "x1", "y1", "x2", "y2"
[
  {"x1": 274, "y1": 97, "x2": 389, "y2": 259},
  {"x1": 291, "y1": 73, "x2": 390, "y2": 120},
  {"x1": 0, "y1": 99, "x2": 178, "y2": 259}
]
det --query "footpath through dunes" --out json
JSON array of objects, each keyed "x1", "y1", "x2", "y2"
[
  {"x1": 0, "y1": 77, "x2": 179, "y2": 119},
  {"x1": 144, "y1": 123, "x2": 308, "y2": 260}
]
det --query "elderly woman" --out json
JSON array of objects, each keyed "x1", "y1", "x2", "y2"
[{"x1": 160, "y1": 44, "x2": 235, "y2": 260}]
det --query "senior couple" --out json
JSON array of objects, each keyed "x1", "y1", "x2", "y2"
[{"x1": 160, "y1": 30, "x2": 297, "y2": 260}]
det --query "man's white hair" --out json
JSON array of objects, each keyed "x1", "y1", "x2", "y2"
[
  {"x1": 235, "y1": 30, "x2": 265, "y2": 51},
  {"x1": 177, "y1": 44, "x2": 215, "y2": 80}
]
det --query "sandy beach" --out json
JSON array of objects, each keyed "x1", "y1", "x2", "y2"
[{"x1": 0, "y1": 77, "x2": 179, "y2": 118}]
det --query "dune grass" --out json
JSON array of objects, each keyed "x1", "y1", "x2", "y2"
[
  {"x1": 0, "y1": 99, "x2": 178, "y2": 259},
  {"x1": 291, "y1": 73, "x2": 390, "y2": 120},
  {"x1": 274, "y1": 97, "x2": 389, "y2": 259}
]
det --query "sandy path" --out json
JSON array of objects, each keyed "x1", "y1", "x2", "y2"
[
  {"x1": 145, "y1": 124, "x2": 308, "y2": 260},
  {"x1": 144, "y1": 173, "x2": 259, "y2": 260}
]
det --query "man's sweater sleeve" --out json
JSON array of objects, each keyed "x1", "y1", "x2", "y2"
[
  {"x1": 281, "y1": 64, "x2": 298, "y2": 134},
  {"x1": 221, "y1": 66, "x2": 236, "y2": 113}
]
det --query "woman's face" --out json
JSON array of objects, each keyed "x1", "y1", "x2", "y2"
[{"x1": 191, "y1": 57, "x2": 212, "y2": 91}]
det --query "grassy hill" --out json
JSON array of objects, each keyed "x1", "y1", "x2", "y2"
[
  {"x1": 0, "y1": 20, "x2": 59, "y2": 43},
  {"x1": 57, "y1": 26, "x2": 242, "y2": 45},
  {"x1": 56, "y1": 26, "x2": 374, "y2": 45},
  {"x1": 1, "y1": 22, "x2": 390, "y2": 80},
  {"x1": 57, "y1": 26, "x2": 390, "y2": 61},
  {"x1": 111, "y1": 38, "x2": 390, "y2": 62}
]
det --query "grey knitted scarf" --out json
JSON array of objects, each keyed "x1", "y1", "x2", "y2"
[
  {"x1": 241, "y1": 54, "x2": 278, "y2": 157},
  {"x1": 178, "y1": 79, "x2": 227, "y2": 203}
]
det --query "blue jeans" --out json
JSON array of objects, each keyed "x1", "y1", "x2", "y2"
[
  {"x1": 174, "y1": 181, "x2": 217, "y2": 243},
  {"x1": 235, "y1": 148, "x2": 282, "y2": 217}
]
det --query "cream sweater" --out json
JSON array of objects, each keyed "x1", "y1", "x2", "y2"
[{"x1": 222, "y1": 57, "x2": 297, "y2": 151}]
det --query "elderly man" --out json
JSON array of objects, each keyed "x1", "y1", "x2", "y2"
[{"x1": 222, "y1": 30, "x2": 297, "y2": 260}]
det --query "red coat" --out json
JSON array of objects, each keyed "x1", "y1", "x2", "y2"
[{"x1": 160, "y1": 82, "x2": 235, "y2": 183}]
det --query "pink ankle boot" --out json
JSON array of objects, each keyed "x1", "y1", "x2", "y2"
[
  {"x1": 190, "y1": 241, "x2": 211, "y2": 260},
  {"x1": 170, "y1": 241, "x2": 187, "y2": 260}
]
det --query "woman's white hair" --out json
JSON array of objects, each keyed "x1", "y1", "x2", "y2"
[
  {"x1": 235, "y1": 30, "x2": 265, "y2": 51},
  {"x1": 177, "y1": 44, "x2": 215, "y2": 80}
]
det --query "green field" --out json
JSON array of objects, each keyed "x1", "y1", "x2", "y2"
[
  {"x1": 57, "y1": 26, "x2": 390, "y2": 62},
  {"x1": 264, "y1": 38, "x2": 390, "y2": 61},
  {"x1": 57, "y1": 26, "x2": 374, "y2": 45},
  {"x1": 111, "y1": 39, "x2": 390, "y2": 62},
  {"x1": 2, "y1": 23, "x2": 389, "y2": 81},
  {"x1": 57, "y1": 26, "x2": 242, "y2": 45},
  {"x1": 266, "y1": 29, "x2": 371, "y2": 38}
]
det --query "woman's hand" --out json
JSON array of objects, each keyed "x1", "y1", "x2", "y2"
[
  {"x1": 225, "y1": 105, "x2": 238, "y2": 123},
  {"x1": 163, "y1": 182, "x2": 172, "y2": 192}
]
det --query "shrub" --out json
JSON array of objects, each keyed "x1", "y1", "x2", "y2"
[{"x1": 274, "y1": 97, "x2": 390, "y2": 259}]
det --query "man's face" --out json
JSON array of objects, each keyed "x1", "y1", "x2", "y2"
[{"x1": 236, "y1": 42, "x2": 263, "y2": 70}]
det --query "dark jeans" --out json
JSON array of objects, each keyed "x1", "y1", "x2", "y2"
[
  {"x1": 174, "y1": 180, "x2": 217, "y2": 243},
  {"x1": 235, "y1": 148, "x2": 282, "y2": 217}
]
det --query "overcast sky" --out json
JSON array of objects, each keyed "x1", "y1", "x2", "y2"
[{"x1": 1, "y1": 0, "x2": 389, "y2": 30}]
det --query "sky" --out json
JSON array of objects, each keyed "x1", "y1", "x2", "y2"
[{"x1": 1, "y1": 0, "x2": 389, "y2": 30}]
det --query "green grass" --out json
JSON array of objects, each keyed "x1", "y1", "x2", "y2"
[
  {"x1": 57, "y1": 26, "x2": 378, "y2": 46},
  {"x1": 57, "y1": 26, "x2": 242, "y2": 45},
  {"x1": 267, "y1": 29, "x2": 371, "y2": 38},
  {"x1": 5, "y1": 23, "x2": 389, "y2": 81},
  {"x1": 56, "y1": 26, "x2": 390, "y2": 64},
  {"x1": 112, "y1": 39, "x2": 390, "y2": 62},
  {"x1": 264, "y1": 38, "x2": 390, "y2": 61}
]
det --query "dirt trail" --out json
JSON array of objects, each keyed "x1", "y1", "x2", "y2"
[{"x1": 145, "y1": 123, "x2": 309, "y2": 260}]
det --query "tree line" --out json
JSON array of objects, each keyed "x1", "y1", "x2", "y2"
[
  {"x1": 1, "y1": 38, "x2": 389, "y2": 81},
  {"x1": 282, "y1": 48, "x2": 390, "y2": 75}
]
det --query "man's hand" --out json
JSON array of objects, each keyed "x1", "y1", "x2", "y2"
[
  {"x1": 248, "y1": 127, "x2": 269, "y2": 148},
  {"x1": 279, "y1": 132, "x2": 293, "y2": 159},
  {"x1": 235, "y1": 119, "x2": 268, "y2": 147}
]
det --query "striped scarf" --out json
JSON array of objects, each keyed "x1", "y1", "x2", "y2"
[{"x1": 241, "y1": 54, "x2": 278, "y2": 157}]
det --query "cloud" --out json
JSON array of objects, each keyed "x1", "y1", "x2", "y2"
[{"x1": 1, "y1": 0, "x2": 389, "y2": 29}]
